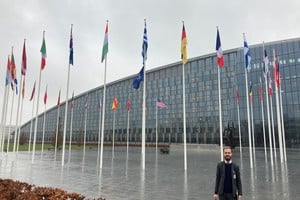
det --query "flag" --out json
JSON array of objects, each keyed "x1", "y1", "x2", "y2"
[
  {"x1": 156, "y1": 98, "x2": 166, "y2": 108},
  {"x1": 268, "y1": 73, "x2": 273, "y2": 96},
  {"x1": 216, "y1": 28, "x2": 224, "y2": 68},
  {"x1": 249, "y1": 81, "x2": 253, "y2": 104},
  {"x1": 133, "y1": 66, "x2": 144, "y2": 89},
  {"x1": 21, "y1": 40, "x2": 27, "y2": 76},
  {"x1": 126, "y1": 98, "x2": 131, "y2": 112},
  {"x1": 263, "y1": 49, "x2": 269, "y2": 78},
  {"x1": 181, "y1": 23, "x2": 187, "y2": 64},
  {"x1": 5, "y1": 56, "x2": 11, "y2": 86},
  {"x1": 112, "y1": 96, "x2": 119, "y2": 110},
  {"x1": 57, "y1": 90, "x2": 61, "y2": 108},
  {"x1": 29, "y1": 81, "x2": 36, "y2": 101},
  {"x1": 243, "y1": 35, "x2": 251, "y2": 71},
  {"x1": 142, "y1": 22, "x2": 148, "y2": 64},
  {"x1": 235, "y1": 85, "x2": 240, "y2": 105},
  {"x1": 258, "y1": 78, "x2": 263, "y2": 102},
  {"x1": 43, "y1": 86, "x2": 47, "y2": 105},
  {"x1": 21, "y1": 79, "x2": 25, "y2": 99},
  {"x1": 101, "y1": 22, "x2": 108, "y2": 63},
  {"x1": 84, "y1": 94, "x2": 89, "y2": 110},
  {"x1": 69, "y1": 26, "x2": 74, "y2": 65},
  {"x1": 71, "y1": 91, "x2": 74, "y2": 109},
  {"x1": 10, "y1": 50, "x2": 18, "y2": 94},
  {"x1": 40, "y1": 34, "x2": 47, "y2": 70},
  {"x1": 274, "y1": 55, "x2": 281, "y2": 88}
]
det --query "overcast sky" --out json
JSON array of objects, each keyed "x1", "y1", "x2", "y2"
[{"x1": 1, "y1": 0, "x2": 300, "y2": 125}]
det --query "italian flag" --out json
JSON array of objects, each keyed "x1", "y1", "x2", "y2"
[
  {"x1": 40, "y1": 36, "x2": 47, "y2": 70},
  {"x1": 101, "y1": 22, "x2": 108, "y2": 63}
]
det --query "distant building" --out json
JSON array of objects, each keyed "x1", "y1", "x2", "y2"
[{"x1": 19, "y1": 38, "x2": 300, "y2": 148}]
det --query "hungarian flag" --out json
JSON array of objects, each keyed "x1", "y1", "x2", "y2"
[
  {"x1": 112, "y1": 96, "x2": 119, "y2": 110},
  {"x1": 181, "y1": 23, "x2": 187, "y2": 64},
  {"x1": 101, "y1": 22, "x2": 108, "y2": 63},
  {"x1": 216, "y1": 28, "x2": 224, "y2": 68},
  {"x1": 69, "y1": 26, "x2": 74, "y2": 65},
  {"x1": 156, "y1": 98, "x2": 166, "y2": 108},
  {"x1": 43, "y1": 86, "x2": 47, "y2": 105},
  {"x1": 235, "y1": 85, "x2": 240, "y2": 106},
  {"x1": 21, "y1": 40, "x2": 27, "y2": 76},
  {"x1": 57, "y1": 90, "x2": 61, "y2": 108},
  {"x1": 126, "y1": 98, "x2": 131, "y2": 112},
  {"x1": 29, "y1": 81, "x2": 36, "y2": 101},
  {"x1": 40, "y1": 34, "x2": 47, "y2": 70}
]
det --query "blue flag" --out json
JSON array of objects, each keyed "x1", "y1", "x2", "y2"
[
  {"x1": 133, "y1": 66, "x2": 144, "y2": 89},
  {"x1": 243, "y1": 37, "x2": 251, "y2": 71},
  {"x1": 69, "y1": 26, "x2": 74, "y2": 65}
]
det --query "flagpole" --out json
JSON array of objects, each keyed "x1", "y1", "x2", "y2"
[
  {"x1": 13, "y1": 74, "x2": 23, "y2": 153},
  {"x1": 17, "y1": 79, "x2": 25, "y2": 152},
  {"x1": 68, "y1": 95, "x2": 74, "y2": 163},
  {"x1": 181, "y1": 21, "x2": 188, "y2": 171},
  {"x1": 0, "y1": 86, "x2": 8, "y2": 153},
  {"x1": 32, "y1": 31, "x2": 45, "y2": 164},
  {"x1": 54, "y1": 100, "x2": 60, "y2": 159},
  {"x1": 96, "y1": 94, "x2": 101, "y2": 166},
  {"x1": 62, "y1": 24, "x2": 73, "y2": 166},
  {"x1": 83, "y1": 102, "x2": 87, "y2": 159},
  {"x1": 270, "y1": 90, "x2": 277, "y2": 159},
  {"x1": 217, "y1": 62, "x2": 223, "y2": 161},
  {"x1": 7, "y1": 88, "x2": 15, "y2": 153},
  {"x1": 236, "y1": 86, "x2": 242, "y2": 156},
  {"x1": 112, "y1": 110, "x2": 116, "y2": 158},
  {"x1": 41, "y1": 101, "x2": 47, "y2": 155},
  {"x1": 243, "y1": 33, "x2": 253, "y2": 169},
  {"x1": 259, "y1": 77, "x2": 267, "y2": 160},
  {"x1": 126, "y1": 102, "x2": 130, "y2": 157},
  {"x1": 273, "y1": 51, "x2": 283, "y2": 163},
  {"x1": 156, "y1": 101, "x2": 158, "y2": 151},
  {"x1": 263, "y1": 42, "x2": 274, "y2": 166},
  {"x1": 28, "y1": 84, "x2": 35, "y2": 153},
  {"x1": 141, "y1": 19, "x2": 147, "y2": 170},
  {"x1": 100, "y1": 20, "x2": 109, "y2": 170},
  {"x1": 99, "y1": 55, "x2": 107, "y2": 169},
  {"x1": 250, "y1": 94, "x2": 255, "y2": 159},
  {"x1": 279, "y1": 89, "x2": 287, "y2": 161}
]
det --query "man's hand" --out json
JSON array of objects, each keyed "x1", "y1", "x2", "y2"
[
  {"x1": 237, "y1": 195, "x2": 242, "y2": 200},
  {"x1": 213, "y1": 194, "x2": 218, "y2": 200}
]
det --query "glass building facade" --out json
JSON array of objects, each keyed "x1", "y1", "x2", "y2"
[{"x1": 20, "y1": 38, "x2": 300, "y2": 148}]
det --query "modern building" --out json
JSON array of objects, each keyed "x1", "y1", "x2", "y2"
[{"x1": 19, "y1": 38, "x2": 300, "y2": 148}]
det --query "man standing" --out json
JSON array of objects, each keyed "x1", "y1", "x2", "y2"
[{"x1": 214, "y1": 147, "x2": 242, "y2": 200}]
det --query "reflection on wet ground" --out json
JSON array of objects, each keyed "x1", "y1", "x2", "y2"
[{"x1": 0, "y1": 147, "x2": 299, "y2": 200}]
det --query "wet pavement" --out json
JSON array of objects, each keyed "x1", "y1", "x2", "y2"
[{"x1": 0, "y1": 146, "x2": 299, "y2": 200}]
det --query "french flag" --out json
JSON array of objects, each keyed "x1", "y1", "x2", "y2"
[{"x1": 216, "y1": 28, "x2": 224, "y2": 68}]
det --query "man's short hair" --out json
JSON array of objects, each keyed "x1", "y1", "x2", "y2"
[{"x1": 223, "y1": 146, "x2": 232, "y2": 152}]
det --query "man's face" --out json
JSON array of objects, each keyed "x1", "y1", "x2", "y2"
[{"x1": 223, "y1": 148, "x2": 232, "y2": 161}]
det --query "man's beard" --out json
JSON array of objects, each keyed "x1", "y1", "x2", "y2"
[{"x1": 225, "y1": 156, "x2": 231, "y2": 161}]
